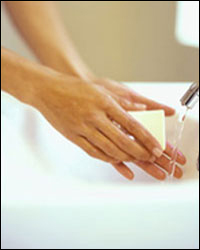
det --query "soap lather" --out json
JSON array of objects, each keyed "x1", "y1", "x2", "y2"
[{"x1": 180, "y1": 81, "x2": 199, "y2": 170}]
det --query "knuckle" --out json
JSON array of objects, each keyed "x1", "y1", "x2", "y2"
[
  {"x1": 119, "y1": 98, "x2": 128, "y2": 106},
  {"x1": 102, "y1": 99, "x2": 113, "y2": 112},
  {"x1": 105, "y1": 144, "x2": 130, "y2": 162},
  {"x1": 141, "y1": 135, "x2": 150, "y2": 147},
  {"x1": 104, "y1": 143, "x2": 122, "y2": 160},
  {"x1": 122, "y1": 155, "x2": 132, "y2": 162},
  {"x1": 119, "y1": 137, "x2": 136, "y2": 154},
  {"x1": 139, "y1": 129, "x2": 156, "y2": 148},
  {"x1": 87, "y1": 148, "x2": 97, "y2": 158},
  {"x1": 87, "y1": 112, "x2": 101, "y2": 123},
  {"x1": 86, "y1": 147, "x2": 109, "y2": 162},
  {"x1": 118, "y1": 136, "x2": 129, "y2": 149},
  {"x1": 162, "y1": 159, "x2": 169, "y2": 169},
  {"x1": 126, "y1": 155, "x2": 133, "y2": 162},
  {"x1": 126, "y1": 117, "x2": 137, "y2": 132},
  {"x1": 104, "y1": 143, "x2": 114, "y2": 155},
  {"x1": 80, "y1": 124, "x2": 90, "y2": 135},
  {"x1": 136, "y1": 149, "x2": 150, "y2": 161}
]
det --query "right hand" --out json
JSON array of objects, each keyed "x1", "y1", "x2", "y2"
[{"x1": 35, "y1": 74, "x2": 164, "y2": 166}]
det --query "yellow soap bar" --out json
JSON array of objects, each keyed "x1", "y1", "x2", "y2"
[{"x1": 129, "y1": 110, "x2": 166, "y2": 150}]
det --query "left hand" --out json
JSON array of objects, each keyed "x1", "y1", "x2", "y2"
[
  {"x1": 112, "y1": 142, "x2": 186, "y2": 180},
  {"x1": 93, "y1": 78, "x2": 175, "y2": 115}
]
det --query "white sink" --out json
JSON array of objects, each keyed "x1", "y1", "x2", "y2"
[{"x1": 1, "y1": 83, "x2": 199, "y2": 249}]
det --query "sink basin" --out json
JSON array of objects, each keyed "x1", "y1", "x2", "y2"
[
  {"x1": 1, "y1": 83, "x2": 199, "y2": 249},
  {"x1": 24, "y1": 113, "x2": 199, "y2": 184}
]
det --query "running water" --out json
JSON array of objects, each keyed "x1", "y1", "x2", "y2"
[{"x1": 168, "y1": 107, "x2": 189, "y2": 179}]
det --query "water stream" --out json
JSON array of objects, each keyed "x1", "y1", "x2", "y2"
[{"x1": 168, "y1": 107, "x2": 189, "y2": 179}]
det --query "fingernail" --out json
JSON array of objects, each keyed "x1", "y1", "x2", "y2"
[
  {"x1": 124, "y1": 169, "x2": 134, "y2": 180},
  {"x1": 178, "y1": 150, "x2": 183, "y2": 157},
  {"x1": 178, "y1": 150, "x2": 185, "y2": 160},
  {"x1": 134, "y1": 103, "x2": 147, "y2": 110},
  {"x1": 153, "y1": 148, "x2": 163, "y2": 158}
]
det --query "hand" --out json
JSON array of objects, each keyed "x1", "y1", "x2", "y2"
[
  {"x1": 88, "y1": 78, "x2": 186, "y2": 180},
  {"x1": 86, "y1": 77, "x2": 186, "y2": 180},
  {"x1": 93, "y1": 78, "x2": 175, "y2": 115},
  {"x1": 36, "y1": 75, "x2": 165, "y2": 166},
  {"x1": 112, "y1": 142, "x2": 186, "y2": 180}
]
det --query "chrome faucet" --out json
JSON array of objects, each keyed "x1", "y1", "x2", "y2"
[
  {"x1": 180, "y1": 81, "x2": 199, "y2": 170},
  {"x1": 180, "y1": 82, "x2": 199, "y2": 109}
]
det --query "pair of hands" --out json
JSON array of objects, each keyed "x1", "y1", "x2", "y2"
[
  {"x1": 35, "y1": 72, "x2": 186, "y2": 180},
  {"x1": 2, "y1": 1, "x2": 186, "y2": 180}
]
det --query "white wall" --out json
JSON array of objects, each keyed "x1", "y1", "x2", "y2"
[{"x1": 1, "y1": 1, "x2": 199, "y2": 82}]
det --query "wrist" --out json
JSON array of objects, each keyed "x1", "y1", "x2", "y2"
[
  {"x1": 1, "y1": 48, "x2": 45, "y2": 108},
  {"x1": 30, "y1": 66, "x2": 64, "y2": 110},
  {"x1": 42, "y1": 47, "x2": 96, "y2": 82},
  {"x1": 60, "y1": 56, "x2": 96, "y2": 82}
]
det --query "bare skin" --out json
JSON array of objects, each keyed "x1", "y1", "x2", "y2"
[
  {"x1": 1, "y1": 48, "x2": 161, "y2": 162},
  {"x1": 2, "y1": 1, "x2": 186, "y2": 180}
]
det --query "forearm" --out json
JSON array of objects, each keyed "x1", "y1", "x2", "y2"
[
  {"x1": 4, "y1": 1, "x2": 93, "y2": 80},
  {"x1": 1, "y1": 47, "x2": 54, "y2": 107}
]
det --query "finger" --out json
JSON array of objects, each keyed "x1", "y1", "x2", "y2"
[
  {"x1": 75, "y1": 136, "x2": 117, "y2": 163},
  {"x1": 97, "y1": 78, "x2": 175, "y2": 116},
  {"x1": 106, "y1": 102, "x2": 164, "y2": 158},
  {"x1": 105, "y1": 90, "x2": 147, "y2": 111},
  {"x1": 75, "y1": 136, "x2": 133, "y2": 179},
  {"x1": 97, "y1": 118, "x2": 155, "y2": 162},
  {"x1": 155, "y1": 155, "x2": 183, "y2": 179},
  {"x1": 121, "y1": 101, "x2": 147, "y2": 111},
  {"x1": 117, "y1": 98, "x2": 147, "y2": 111},
  {"x1": 134, "y1": 161, "x2": 166, "y2": 180},
  {"x1": 130, "y1": 92, "x2": 175, "y2": 116},
  {"x1": 165, "y1": 142, "x2": 187, "y2": 165},
  {"x1": 86, "y1": 129, "x2": 133, "y2": 162},
  {"x1": 112, "y1": 162, "x2": 134, "y2": 180}
]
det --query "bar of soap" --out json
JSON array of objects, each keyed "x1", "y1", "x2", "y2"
[{"x1": 129, "y1": 110, "x2": 166, "y2": 150}]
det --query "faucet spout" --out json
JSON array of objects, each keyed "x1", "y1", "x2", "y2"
[
  {"x1": 180, "y1": 82, "x2": 199, "y2": 109},
  {"x1": 180, "y1": 82, "x2": 199, "y2": 171}
]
